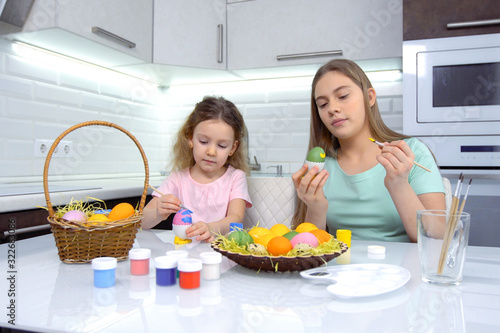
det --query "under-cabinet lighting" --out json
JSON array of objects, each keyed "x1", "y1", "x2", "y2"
[
  {"x1": 166, "y1": 68, "x2": 401, "y2": 98},
  {"x1": 366, "y1": 69, "x2": 402, "y2": 82},
  {"x1": 12, "y1": 40, "x2": 160, "y2": 87}
]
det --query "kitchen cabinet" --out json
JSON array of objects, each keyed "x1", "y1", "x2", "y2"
[
  {"x1": 403, "y1": 0, "x2": 500, "y2": 40},
  {"x1": 1, "y1": 0, "x2": 152, "y2": 65},
  {"x1": 153, "y1": 0, "x2": 226, "y2": 70},
  {"x1": 227, "y1": 0, "x2": 403, "y2": 70}
]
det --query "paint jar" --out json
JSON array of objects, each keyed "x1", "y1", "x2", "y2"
[
  {"x1": 336, "y1": 229, "x2": 352, "y2": 265},
  {"x1": 199, "y1": 252, "x2": 222, "y2": 280},
  {"x1": 166, "y1": 250, "x2": 188, "y2": 277},
  {"x1": 92, "y1": 257, "x2": 117, "y2": 288},
  {"x1": 229, "y1": 222, "x2": 243, "y2": 232},
  {"x1": 178, "y1": 258, "x2": 202, "y2": 289},
  {"x1": 129, "y1": 248, "x2": 151, "y2": 275},
  {"x1": 155, "y1": 256, "x2": 178, "y2": 286}
]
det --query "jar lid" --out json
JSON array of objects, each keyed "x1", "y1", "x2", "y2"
[
  {"x1": 166, "y1": 250, "x2": 188, "y2": 260},
  {"x1": 129, "y1": 248, "x2": 151, "y2": 260},
  {"x1": 229, "y1": 222, "x2": 243, "y2": 232},
  {"x1": 178, "y1": 258, "x2": 202, "y2": 272},
  {"x1": 155, "y1": 256, "x2": 178, "y2": 269},
  {"x1": 92, "y1": 257, "x2": 117, "y2": 270},
  {"x1": 199, "y1": 252, "x2": 222, "y2": 264},
  {"x1": 367, "y1": 245, "x2": 386, "y2": 255}
]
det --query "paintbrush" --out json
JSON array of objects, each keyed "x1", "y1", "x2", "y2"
[
  {"x1": 369, "y1": 138, "x2": 432, "y2": 172},
  {"x1": 437, "y1": 174, "x2": 470, "y2": 274},
  {"x1": 148, "y1": 184, "x2": 192, "y2": 212}
]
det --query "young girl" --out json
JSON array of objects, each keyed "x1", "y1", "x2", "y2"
[
  {"x1": 143, "y1": 96, "x2": 252, "y2": 242},
  {"x1": 292, "y1": 59, "x2": 445, "y2": 242}
]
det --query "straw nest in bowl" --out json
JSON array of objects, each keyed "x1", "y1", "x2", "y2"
[{"x1": 211, "y1": 236, "x2": 348, "y2": 272}]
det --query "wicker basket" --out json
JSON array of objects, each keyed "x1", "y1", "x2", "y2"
[
  {"x1": 43, "y1": 121, "x2": 149, "y2": 264},
  {"x1": 211, "y1": 239, "x2": 348, "y2": 272}
]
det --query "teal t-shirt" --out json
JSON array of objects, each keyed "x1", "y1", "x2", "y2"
[{"x1": 324, "y1": 138, "x2": 445, "y2": 242}]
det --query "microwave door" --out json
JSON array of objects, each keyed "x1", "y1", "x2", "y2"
[{"x1": 417, "y1": 46, "x2": 500, "y2": 123}]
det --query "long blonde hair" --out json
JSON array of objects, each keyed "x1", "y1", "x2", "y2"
[
  {"x1": 292, "y1": 59, "x2": 409, "y2": 228},
  {"x1": 170, "y1": 96, "x2": 249, "y2": 174}
]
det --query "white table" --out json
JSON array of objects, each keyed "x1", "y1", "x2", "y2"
[{"x1": 1, "y1": 230, "x2": 499, "y2": 332}]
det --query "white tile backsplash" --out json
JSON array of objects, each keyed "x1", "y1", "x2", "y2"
[{"x1": 0, "y1": 38, "x2": 403, "y2": 179}]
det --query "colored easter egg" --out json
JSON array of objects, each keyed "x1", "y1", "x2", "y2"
[
  {"x1": 62, "y1": 210, "x2": 87, "y2": 222},
  {"x1": 173, "y1": 209, "x2": 193, "y2": 225},
  {"x1": 306, "y1": 147, "x2": 326, "y2": 163},
  {"x1": 283, "y1": 231, "x2": 299, "y2": 241},
  {"x1": 228, "y1": 230, "x2": 254, "y2": 246},
  {"x1": 290, "y1": 232, "x2": 319, "y2": 248}
]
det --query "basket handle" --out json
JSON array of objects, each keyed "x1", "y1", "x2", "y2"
[{"x1": 43, "y1": 121, "x2": 150, "y2": 217}]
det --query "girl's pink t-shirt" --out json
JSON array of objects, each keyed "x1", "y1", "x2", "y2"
[{"x1": 153, "y1": 165, "x2": 252, "y2": 224}]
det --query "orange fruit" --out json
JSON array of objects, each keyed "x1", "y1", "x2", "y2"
[
  {"x1": 310, "y1": 229, "x2": 332, "y2": 244},
  {"x1": 108, "y1": 202, "x2": 135, "y2": 221},
  {"x1": 270, "y1": 223, "x2": 290, "y2": 237},
  {"x1": 267, "y1": 236, "x2": 293, "y2": 256},
  {"x1": 295, "y1": 222, "x2": 318, "y2": 233}
]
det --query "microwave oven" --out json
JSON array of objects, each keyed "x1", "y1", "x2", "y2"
[{"x1": 403, "y1": 33, "x2": 500, "y2": 171}]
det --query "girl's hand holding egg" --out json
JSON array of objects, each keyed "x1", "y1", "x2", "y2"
[{"x1": 186, "y1": 221, "x2": 214, "y2": 243}]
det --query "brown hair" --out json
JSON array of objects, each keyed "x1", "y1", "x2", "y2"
[
  {"x1": 170, "y1": 96, "x2": 249, "y2": 174},
  {"x1": 292, "y1": 59, "x2": 409, "y2": 228}
]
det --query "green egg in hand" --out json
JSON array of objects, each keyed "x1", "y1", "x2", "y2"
[{"x1": 305, "y1": 147, "x2": 326, "y2": 171}]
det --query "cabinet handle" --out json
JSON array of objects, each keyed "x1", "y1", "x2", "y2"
[
  {"x1": 218, "y1": 24, "x2": 224, "y2": 63},
  {"x1": 447, "y1": 18, "x2": 500, "y2": 29},
  {"x1": 91, "y1": 26, "x2": 136, "y2": 48},
  {"x1": 277, "y1": 50, "x2": 343, "y2": 61}
]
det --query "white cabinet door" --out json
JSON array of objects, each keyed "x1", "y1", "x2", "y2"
[
  {"x1": 56, "y1": 0, "x2": 153, "y2": 62},
  {"x1": 227, "y1": 0, "x2": 402, "y2": 70},
  {"x1": 4, "y1": 0, "x2": 153, "y2": 63},
  {"x1": 153, "y1": 0, "x2": 226, "y2": 69}
]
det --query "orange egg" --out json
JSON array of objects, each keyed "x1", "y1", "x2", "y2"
[
  {"x1": 310, "y1": 229, "x2": 332, "y2": 244},
  {"x1": 108, "y1": 202, "x2": 135, "y2": 221},
  {"x1": 267, "y1": 236, "x2": 293, "y2": 256},
  {"x1": 295, "y1": 222, "x2": 318, "y2": 233}
]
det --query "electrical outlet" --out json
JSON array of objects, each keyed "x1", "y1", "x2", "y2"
[{"x1": 34, "y1": 139, "x2": 73, "y2": 158}]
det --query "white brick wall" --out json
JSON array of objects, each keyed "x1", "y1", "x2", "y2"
[{"x1": 0, "y1": 38, "x2": 403, "y2": 179}]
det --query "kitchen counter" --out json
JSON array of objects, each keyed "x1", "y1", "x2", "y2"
[
  {"x1": 0, "y1": 230, "x2": 499, "y2": 332},
  {"x1": 0, "y1": 175, "x2": 165, "y2": 213}
]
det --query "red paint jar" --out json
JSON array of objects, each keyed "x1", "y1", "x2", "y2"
[
  {"x1": 178, "y1": 259, "x2": 202, "y2": 289},
  {"x1": 129, "y1": 248, "x2": 151, "y2": 275}
]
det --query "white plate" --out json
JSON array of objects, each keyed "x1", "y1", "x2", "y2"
[{"x1": 300, "y1": 264, "x2": 411, "y2": 298}]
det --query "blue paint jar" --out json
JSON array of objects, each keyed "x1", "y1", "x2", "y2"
[
  {"x1": 155, "y1": 256, "x2": 178, "y2": 286},
  {"x1": 92, "y1": 257, "x2": 117, "y2": 288},
  {"x1": 229, "y1": 223, "x2": 243, "y2": 232}
]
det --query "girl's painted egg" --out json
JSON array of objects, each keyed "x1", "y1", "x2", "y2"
[
  {"x1": 172, "y1": 209, "x2": 193, "y2": 239},
  {"x1": 173, "y1": 209, "x2": 193, "y2": 225}
]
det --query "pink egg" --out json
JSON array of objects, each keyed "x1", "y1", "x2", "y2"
[
  {"x1": 62, "y1": 210, "x2": 87, "y2": 222},
  {"x1": 290, "y1": 232, "x2": 319, "y2": 248},
  {"x1": 173, "y1": 209, "x2": 193, "y2": 226}
]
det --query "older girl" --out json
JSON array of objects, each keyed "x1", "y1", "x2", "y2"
[{"x1": 292, "y1": 59, "x2": 445, "y2": 242}]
